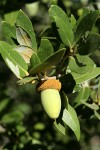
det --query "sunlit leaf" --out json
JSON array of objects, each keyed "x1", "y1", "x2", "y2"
[
  {"x1": 62, "y1": 105, "x2": 80, "y2": 141},
  {"x1": 72, "y1": 67, "x2": 100, "y2": 84},
  {"x1": 49, "y1": 5, "x2": 70, "y2": 27},
  {"x1": 94, "y1": 110, "x2": 100, "y2": 120},
  {"x1": 0, "y1": 41, "x2": 28, "y2": 78},
  {"x1": 16, "y1": 26, "x2": 32, "y2": 47},
  {"x1": 74, "y1": 87, "x2": 90, "y2": 108},
  {"x1": 15, "y1": 45, "x2": 33, "y2": 63},
  {"x1": 16, "y1": 10, "x2": 37, "y2": 51},
  {"x1": 54, "y1": 120, "x2": 65, "y2": 135},
  {"x1": 81, "y1": 101, "x2": 99, "y2": 110},
  {"x1": 17, "y1": 77, "x2": 38, "y2": 85},
  {"x1": 4, "y1": 10, "x2": 19, "y2": 25}
]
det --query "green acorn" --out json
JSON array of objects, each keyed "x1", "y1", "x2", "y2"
[{"x1": 38, "y1": 79, "x2": 61, "y2": 119}]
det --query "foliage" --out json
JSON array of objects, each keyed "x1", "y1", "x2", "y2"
[{"x1": 0, "y1": 1, "x2": 100, "y2": 149}]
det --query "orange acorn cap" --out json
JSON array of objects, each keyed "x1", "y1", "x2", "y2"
[{"x1": 38, "y1": 79, "x2": 61, "y2": 91}]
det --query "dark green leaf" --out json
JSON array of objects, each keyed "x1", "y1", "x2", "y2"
[
  {"x1": 16, "y1": 26, "x2": 32, "y2": 47},
  {"x1": 72, "y1": 67, "x2": 100, "y2": 84},
  {"x1": 69, "y1": 54, "x2": 95, "y2": 74},
  {"x1": 30, "y1": 53, "x2": 40, "y2": 68},
  {"x1": 16, "y1": 10, "x2": 37, "y2": 51},
  {"x1": 60, "y1": 74, "x2": 76, "y2": 94},
  {"x1": 2, "y1": 21, "x2": 16, "y2": 45},
  {"x1": 0, "y1": 41, "x2": 28, "y2": 78},
  {"x1": 54, "y1": 16, "x2": 74, "y2": 48},
  {"x1": 61, "y1": 91, "x2": 68, "y2": 109},
  {"x1": 78, "y1": 33, "x2": 100, "y2": 55},
  {"x1": 75, "y1": 10, "x2": 99, "y2": 43},
  {"x1": 38, "y1": 39, "x2": 54, "y2": 62},
  {"x1": 62, "y1": 105, "x2": 80, "y2": 141},
  {"x1": 29, "y1": 48, "x2": 65, "y2": 75}
]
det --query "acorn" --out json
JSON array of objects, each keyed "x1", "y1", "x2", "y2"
[{"x1": 38, "y1": 79, "x2": 61, "y2": 119}]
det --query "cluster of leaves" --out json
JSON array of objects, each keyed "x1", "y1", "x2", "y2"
[{"x1": 0, "y1": 4, "x2": 100, "y2": 149}]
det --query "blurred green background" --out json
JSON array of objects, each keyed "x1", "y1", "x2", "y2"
[{"x1": 0, "y1": 0, "x2": 100, "y2": 149}]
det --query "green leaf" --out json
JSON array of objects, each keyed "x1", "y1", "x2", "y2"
[
  {"x1": 15, "y1": 45, "x2": 34, "y2": 64},
  {"x1": 14, "y1": 103, "x2": 32, "y2": 115},
  {"x1": 16, "y1": 26, "x2": 32, "y2": 47},
  {"x1": 62, "y1": 105, "x2": 80, "y2": 141},
  {"x1": 17, "y1": 77, "x2": 38, "y2": 85},
  {"x1": 54, "y1": 120, "x2": 65, "y2": 135},
  {"x1": 70, "y1": 14, "x2": 76, "y2": 29},
  {"x1": 4, "y1": 10, "x2": 19, "y2": 25},
  {"x1": 38, "y1": 39, "x2": 54, "y2": 62},
  {"x1": 81, "y1": 102, "x2": 99, "y2": 110},
  {"x1": 0, "y1": 41, "x2": 28, "y2": 78},
  {"x1": 30, "y1": 53, "x2": 40, "y2": 68},
  {"x1": 29, "y1": 48, "x2": 65, "y2": 75},
  {"x1": 0, "y1": 98, "x2": 10, "y2": 112},
  {"x1": 72, "y1": 67, "x2": 100, "y2": 84},
  {"x1": 49, "y1": 5, "x2": 70, "y2": 27},
  {"x1": 2, "y1": 21, "x2": 16, "y2": 45},
  {"x1": 54, "y1": 16, "x2": 74, "y2": 48},
  {"x1": 16, "y1": 10, "x2": 37, "y2": 51},
  {"x1": 74, "y1": 87, "x2": 90, "y2": 108},
  {"x1": 69, "y1": 54, "x2": 95, "y2": 74},
  {"x1": 16, "y1": 125, "x2": 26, "y2": 134},
  {"x1": 1, "y1": 111, "x2": 24, "y2": 124},
  {"x1": 49, "y1": 5, "x2": 74, "y2": 48},
  {"x1": 78, "y1": 33, "x2": 100, "y2": 55},
  {"x1": 75, "y1": 10, "x2": 99, "y2": 43},
  {"x1": 94, "y1": 110, "x2": 100, "y2": 120},
  {"x1": 34, "y1": 123, "x2": 45, "y2": 130}
]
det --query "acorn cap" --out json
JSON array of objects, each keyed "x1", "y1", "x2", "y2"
[{"x1": 38, "y1": 79, "x2": 61, "y2": 92}]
